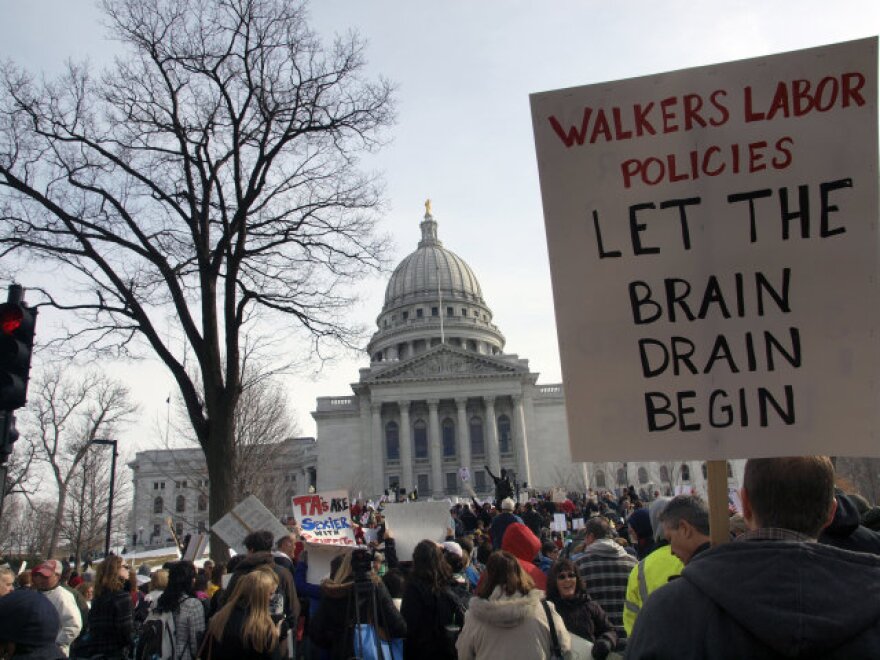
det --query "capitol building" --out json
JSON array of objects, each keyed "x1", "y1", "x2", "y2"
[{"x1": 128, "y1": 203, "x2": 743, "y2": 547}]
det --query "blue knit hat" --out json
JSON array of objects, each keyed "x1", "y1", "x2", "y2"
[
  {"x1": 0, "y1": 589, "x2": 62, "y2": 651},
  {"x1": 627, "y1": 508, "x2": 653, "y2": 541}
]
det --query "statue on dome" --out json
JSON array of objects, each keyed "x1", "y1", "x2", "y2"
[{"x1": 424, "y1": 198, "x2": 432, "y2": 216}]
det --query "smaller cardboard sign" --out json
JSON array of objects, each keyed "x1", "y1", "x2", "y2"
[
  {"x1": 305, "y1": 542, "x2": 352, "y2": 584},
  {"x1": 291, "y1": 490, "x2": 356, "y2": 546},
  {"x1": 363, "y1": 528, "x2": 379, "y2": 545},
  {"x1": 458, "y1": 467, "x2": 471, "y2": 482},
  {"x1": 572, "y1": 518, "x2": 585, "y2": 530},
  {"x1": 182, "y1": 534, "x2": 208, "y2": 562},
  {"x1": 551, "y1": 513, "x2": 567, "y2": 532},
  {"x1": 382, "y1": 501, "x2": 450, "y2": 560},
  {"x1": 212, "y1": 494, "x2": 291, "y2": 555}
]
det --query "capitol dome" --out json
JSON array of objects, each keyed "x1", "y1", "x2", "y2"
[{"x1": 366, "y1": 203, "x2": 505, "y2": 363}]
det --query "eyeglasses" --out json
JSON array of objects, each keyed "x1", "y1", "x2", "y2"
[{"x1": 557, "y1": 572, "x2": 577, "y2": 580}]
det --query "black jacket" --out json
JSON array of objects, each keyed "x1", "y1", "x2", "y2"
[
  {"x1": 222, "y1": 552, "x2": 300, "y2": 625},
  {"x1": 309, "y1": 578, "x2": 406, "y2": 660},
  {"x1": 820, "y1": 492, "x2": 880, "y2": 555},
  {"x1": 210, "y1": 604, "x2": 284, "y2": 660},
  {"x1": 400, "y1": 579, "x2": 468, "y2": 660},
  {"x1": 627, "y1": 539, "x2": 880, "y2": 659},
  {"x1": 547, "y1": 593, "x2": 616, "y2": 648}
]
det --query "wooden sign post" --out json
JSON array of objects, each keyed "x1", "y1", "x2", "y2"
[{"x1": 706, "y1": 461, "x2": 730, "y2": 546}]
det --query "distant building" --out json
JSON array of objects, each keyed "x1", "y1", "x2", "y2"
[{"x1": 128, "y1": 437, "x2": 317, "y2": 548}]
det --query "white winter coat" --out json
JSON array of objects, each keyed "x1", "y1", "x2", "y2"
[
  {"x1": 43, "y1": 585, "x2": 83, "y2": 655},
  {"x1": 456, "y1": 587, "x2": 571, "y2": 660}
]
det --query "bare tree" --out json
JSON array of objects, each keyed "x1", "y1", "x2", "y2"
[
  {"x1": 24, "y1": 368, "x2": 136, "y2": 558},
  {"x1": 60, "y1": 443, "x2": 132, "y2": 568},
  {"x1": 0, "y1": 0, "x2": 393, "y2": 559}
]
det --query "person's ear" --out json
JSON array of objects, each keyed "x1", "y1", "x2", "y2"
[
  {"x1": 823, "y1": 496, "x2": 838, "y2": 531},
  {"x1": 740, "y1": 488, "x2": 757, "y2": 530}
]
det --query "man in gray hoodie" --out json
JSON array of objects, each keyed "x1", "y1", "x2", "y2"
[{"x1": 627, "y1": 456, "x2": 880, "y2": 659}]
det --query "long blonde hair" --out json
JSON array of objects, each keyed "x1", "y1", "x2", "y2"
[
  {"x1": 208, "y1": 566, "x2": 280, "y2": 653},
  {"x1": 94, "y1": 555, "x2": 125, "y2": 598}
]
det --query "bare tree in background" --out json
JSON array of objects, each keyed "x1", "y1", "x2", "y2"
[
  {"x1": 24, "y1": 368, "x2": 136, "y2": 558},
  {"x1": 0, "y1": 0, "x2": 393, "y2": 560}
]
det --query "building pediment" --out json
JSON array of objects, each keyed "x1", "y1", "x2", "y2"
[{"x1": 363, "y1": 345, "x2": 525, "y2": 384}]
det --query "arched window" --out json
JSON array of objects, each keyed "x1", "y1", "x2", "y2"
[
  {"x1": 385, "y1": 421, "x2": 399, "y2": 461},
  {"x1": 153, "y1": 496, "x2": 163, "y2": 514},
  {"x1": 701, "y1": 462, "x2": 708, "y2": 480},
  {"x1": 497, "y1": 415, "x2": 511, "y2": 454},
  {"x1": 659, "y1": 465, "x2": 670, "y2": 484},
  {"x1": 176, "y1": 495, "x2": 186, "y2": 513},
  {"x1": 617, "y1": 467, "x2": 626, "y2": 486},
  {"x1": 442, "y1": 418, "x2": 456, "y2": 457},
  {"x1": 638, "y1": 467, "x2": 648, "y2": 485},
  {"x1": 595, "y1": 469, "x2": 606, "y2": 489},
  {"x1": 470, "y1": 417, "x2": 484, "y2": 457},
  {"x1": 680, "y1": 463, "x2": 691, "y2": 482},
  {"x1": 413, "y1": 419, "x2": 428, "y2": 459},
  {"x1": 197, "y1": 494, "x2": 207, "y2": 512}
]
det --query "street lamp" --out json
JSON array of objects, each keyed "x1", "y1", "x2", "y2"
[{"x1": 90, "y1": 438, "x2": 118, "y2": 558}]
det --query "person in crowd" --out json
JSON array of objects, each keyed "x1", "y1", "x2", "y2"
[
  {"x1": 70, "y1": 555, "x2": 133, "y2": 659},
  {"x1": 658, "y1": 495, "x2": 712, "y2": 566},
  {"x1": 441, "y1": 541, "x2": 472, "y2": 595},
  {"x1": 207, "y1": 563, "x2": 224, "y2": 599},
  {"x1": 146, "y1": 569, "x2": 168, "y2": 608},
  {"x1": 626, "y1": 508, "x2": 655, "y2": 560},
  {"x1": 456, "y1": 550, "x2": 569, "y2": 660},
  {"x1": 210, "y1": 556, "x2": 244, "y2": 619},
  {"x1": 627, "y1": 456, "x2": 880, "y2": 659},
  {"x1": 205, "y1": 566, "x2": 285, "y2": 660},
  {"x1": 819, "y1": 487, "x2": 880, "y2": 554},
  {"x1": 0, "y1": 588, "x2": 66, "y2": 659},
  {"x1": 273, "y1": 534, "x2": 296, "y2": 573},
  {"x1": 309, "y1": 547, "x2": 406, "y2": 659},
  {"x1": 193, "y1": 573, "x2": 210, "y2": 601},
  {"x1": 32, "y1": 559, "x2": 82, "y2": 656},
  {"x1": 501, "y1": 522, "x2": 547, "y2": 590},
  {"x1": 402, "y1": 540, "x2": 468, "y2": 658},
  {"x1": 16, "y1": 570, "x2": 32, "y2": 590},
  {"x1": 546, "y1": 559, "x2": 617, "y2": 659},
  {"x1": 573, "y1": 517, "x2": 637, "y2": 639},
  {"x1": 76, "y1": 582, "x2": 94, "y2": 609},
  {"x1": 457, "y1": 536, "x2": 481, "y2": 589},
  {"x1": 623, "y1": 497, "x2": 683, "y2": 637},
  {"x1": 0, "y1": 566, "x2": 14, "y2": 597},
  {"x1": 522, "y1": 502, "x2": 544, "y2": 539},
  {"x1": 154, "y1": 561, "x2": 205, "y2": 660},
  {"x1": 223, "y1": 530, "x2": 299, "y2": 634},
  {"x1": 489, "y1": 498, "x2": 523, "y2": 550},
  {"x1": 537, "y1": 540, "x2": 559, "y2": 574}
]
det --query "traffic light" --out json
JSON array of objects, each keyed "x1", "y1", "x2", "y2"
[{"x1": 0, "y1": 284, "x2": 37, "y2": 412}]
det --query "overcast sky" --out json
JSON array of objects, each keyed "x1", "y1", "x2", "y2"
[{"x1": 1, "y1": 1, "x2": 878, "y2": 449}]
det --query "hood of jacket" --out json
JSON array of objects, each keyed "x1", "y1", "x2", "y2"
[
  {"x1": 234, "y1": 551, "x2": 275, "y2": 573},
  {"x1": 467, "y1": 588, "x2": 544, "y2": 628},
  {"x1": 584, "y1": 538, "x2": 629, "y2": 559},
  {"x1": 682, "y1": 539, "x2": 880, "y2": 656},
  {"x1": 501, "y1": 522, "x2": 540, "y2": 562}
]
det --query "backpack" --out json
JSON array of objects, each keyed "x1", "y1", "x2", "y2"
[{"x1": 134, "y1": 608, "x2": 177, "y2": 660}]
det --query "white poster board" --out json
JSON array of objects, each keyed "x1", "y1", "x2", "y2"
[
  {"x1": 382, "y1": 501, "x2": 450, "y2": 561},
  {"x1": 212, "y1": 495, "x2": 292, "y2": 555},
  {"x1": 531, "y1": 38, "x2": 879, "y2": 462},
  {"x1": 304, "y1": 542, "x2": 352, "y2": 585},
  {"x1": 291, "y1": 490, "x2": 356, "y2": 546}
]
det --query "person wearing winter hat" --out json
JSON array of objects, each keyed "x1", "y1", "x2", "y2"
[
  {"x1": 31, "y1": 560, "x2": 82, "y2": 656},
  {"x1": 501, "y1": 522, "x2": 547, "y2": 590},
  {"x1": 626, "y1": 508, "x2": 655, "y2": 560},
  {"x1": 488, "y1": 497, "x2": 523, "y2": 551},
  {"x1": 0, "y1": 588, "x2": 66, "y2": 659}
]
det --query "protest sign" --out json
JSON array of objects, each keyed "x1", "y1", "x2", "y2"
[
  {"x1": 572, "y1": 518, "x2": 585, "y2": 531},
  {"x1": 212, "y1": 494, "x2": 292, "y2": 555},
  {"x1": 551, "y1": 513, "x2": 567, "y2": 532},
  {"x1": 182, "y1": 534, "x2": 208, "y2": 562},
  {"x1": 382, "y1": 501, "x2": 450, "y2": 560},
  {"x1": 304, "y1": 542, "x2": 352, "y2": 584},
  {"x1": 531, "y1": 38, "x2": 879, "y2": 462},
  {"x1": 291, "y1": 490, "x2": 356, "y2": 546},
  {"x1": 458, "y1": 467, "x2": 471, "y2": 482}
]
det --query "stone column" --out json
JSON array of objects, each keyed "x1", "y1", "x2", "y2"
[
  {"x1": 456, "y1": 397, "x2": 471, "y2": 489},
  {"x1": 299, "y1": 468, "x2": 308, "y2": 493},
  {"x1": 428, "y1": 399, "x2": 443, "y2": 497},
  {"x1": 485, "y1": 396, "x2": 501, "y2": 477},
  {"x1": 370, "y1": 403, "x2": 384, "y2": 495},
  {"x1": 399, "y1": 400, "x2": 413, "y2": 493},
  {"x1": 513, "y1": 395, "x2": 532, "y2": 486}
]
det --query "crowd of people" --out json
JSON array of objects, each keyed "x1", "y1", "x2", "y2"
[{"x1": 1, "y1": 455, "x2": 879, "y2": 659}]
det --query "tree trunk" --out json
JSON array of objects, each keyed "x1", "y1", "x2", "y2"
[
  {"x1": 204, "y1": 400, "x2": 236, "y2": 563},
  {"x1": 46, "y1": 483, "x2": 68, "y2": 559}
]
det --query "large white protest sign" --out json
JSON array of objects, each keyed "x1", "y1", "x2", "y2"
[
  {"x1": 531, "y1": 38, "x2": 879, "y2": 462},
  {"x1": 291, "y1": 490, "x2": 356, "y2": 546},
  {"x1": 304, "y1": 542, "x2": 352, "y2": 584},
  {"x1": 212, "y1": 495, "x2": 291, "y2": 555},
  {"x1": 382, "y1": 501, "x2": 450, "y2": 561}
]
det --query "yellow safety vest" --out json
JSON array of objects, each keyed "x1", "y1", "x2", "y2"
[{"x1": 623, "y1": 544, "x2": 684, "y2": 636}]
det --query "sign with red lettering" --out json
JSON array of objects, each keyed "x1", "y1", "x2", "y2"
[
  {"x1": 530, "y1": 38, "x2": 879, "y2": 461},
  {"x1": 292, "y1": 490, "x2": 355, "y2": 546}
]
